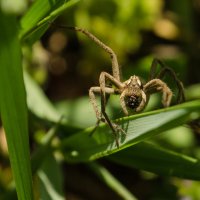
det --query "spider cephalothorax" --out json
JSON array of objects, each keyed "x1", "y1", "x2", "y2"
[{"x1": 64, "y1": 26, "x2": 185, "y2": 147}]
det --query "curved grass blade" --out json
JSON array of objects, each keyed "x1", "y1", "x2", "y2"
[
  {"x1": 89, "y1": 162, "x2": 138, "y2": 200},
  {"x1": 60, "y1": 100, "x2": 200, "y2": 162},
  {"x1": 0, "y1": 12, "x2": 33, "y2": 200},
  {"x1": 31, "y1": 121, "x2": 60, "y2": 174},
  {"x1": 37, "y1": 154, "x2": 65, "y2": 200},
  {"x1": 109, "y1": 141, "x2": 200, "y2": 180},
  {"x1": 20, "y1": 0, "x2": 65, "y2": 39},
  {"x1": 19, "y1": 0, "x2": 80, "y2": 44}
]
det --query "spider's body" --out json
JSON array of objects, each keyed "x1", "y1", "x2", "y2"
[{"x1": 120, "y1": 75, "x2": 146, "y2": 114}]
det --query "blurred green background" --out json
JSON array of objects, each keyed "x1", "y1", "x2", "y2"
[{"x1": 1, "y1": 0, "x2": 200, "y2": 199}]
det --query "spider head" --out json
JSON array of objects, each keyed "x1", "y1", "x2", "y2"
[{"x1": 124, "y1": 75, "x2": 143, "y2": 88}]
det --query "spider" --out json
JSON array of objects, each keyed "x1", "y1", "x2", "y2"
[{"x1": 59, "y1": 26, "x2": 185, "y2": 147}]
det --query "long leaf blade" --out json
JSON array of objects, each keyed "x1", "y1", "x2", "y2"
[
  {"x1": 60, "y1": 100, "x2": 200, "y2": 162},
  {"x1": 109, "y1": 141, "x2": 200, "y2": 180},
  {"x1": 0, "y1": 12, "x2": 33, "y2": 200},
  {"x1": 89, "y1": 163, "x2": 138, "y2": 200},
  {"x1": 20, "y1": 0, "x2": 65, "y2": 38},
  {"x1": 19, "y1": 0, "x2": 80, "y2": 44}
]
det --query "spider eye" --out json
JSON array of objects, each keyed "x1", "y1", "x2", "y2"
[{"x1": 126, "y1": 95, "x2": 141, "y2": 109}]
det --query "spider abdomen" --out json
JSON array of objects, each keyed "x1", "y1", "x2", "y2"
[{"x1": 126, "y1": 95, "x2": 141, "y2": 110}]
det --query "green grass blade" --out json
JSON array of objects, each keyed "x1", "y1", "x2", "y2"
[
  {"x1": 109, "y1": 141, "x2": 200, "y2": 180},
  {"x1": 60, "y1": 100, "x2": 200, "y2": 162},
  {"x1": 31, "y1": 119, "x2": 62, "y2": 174},
  {"x1": 37, "y1": 154, "x2": 65, "y2": 200},
  {"x1": 37, "y1": 0, "x2": 80, "y2": 27},
  {"x1": 19, "y1": 0, "x2": 80, "y2": 43},
  {"x1": 89, "y1": 162, "x2": 138, "y2": 200},
  {"x1": 20, "y1": 0, "x2": 65, "y2": 38},
  {"x1": 0, "y1": 12, "x2": 33, "y2": 200}
]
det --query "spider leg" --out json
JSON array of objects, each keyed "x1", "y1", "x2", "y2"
[
  {"x1": 99, "y1": 71, "x2": 124, "y2": 110},
  {"x1": 100, "y1": 90, "x2": 119, "y2": 147},
  {"x1": 158, "y1": 67, "x2": 185, "y2": 104},
  {"x1": 149, "y1": 58, "x2": 160, "y2": 80},
  {"x1": 74, "y1": 27, "x2": 122, "y2": 81},
  {"x1": 144, "y1": 79, "x2": 173, "y2": 107},
  {"x1": 89, "y1": 88, "x2": 110, "y2": 135},
  {"x1": 149, "y1": 58, "x2": 185, "y2": 103},
  {"x1": 89, "y1": 87, "x2": 103, "y2": 120},
  {"x1": 55, "y1": 25, "x2": 122, "y2": 81},
  {"x1": 100, "y1": 91, "x2": 127, "y2": 147},
  {"x1": 89, "y1": 86, "x2": 122, "y2": 147}
]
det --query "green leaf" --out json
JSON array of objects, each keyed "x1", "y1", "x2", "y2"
[
  {"x1": 0, "y1": 12, "x2": 33, "y2": 200},
  {"x1": 60, "y1": 100, "x2": 200, "y2": 162},
  {"x1": 24, "y1": 71, "x2": 81, "y2": 136},
  {"x1": 31, "y1": 118, "x2": 63, "y2": 174},
  {"x1": 19, "y1": 0, "x2": 80, "y2": 44},
  {"x1": 37, "y1": 154, "x2": 65, "y2": 200},
  {"x1": 24, "y1": 71, "x2": 62, "y2": 123},
  {"x1": 109, "y1": 141, "x2": 200, "y2": 180},
  {"x1": 20, "y1": 0, "x2": 65, "y2": 38}
]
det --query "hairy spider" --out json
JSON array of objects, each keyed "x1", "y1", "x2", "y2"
[{"x1": 60, "y1": 26, "x2": 185, "y2": 147}]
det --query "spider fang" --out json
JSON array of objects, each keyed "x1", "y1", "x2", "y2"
[{"x1": 125, "y1": 95, "x2": 142, "y2": 110}]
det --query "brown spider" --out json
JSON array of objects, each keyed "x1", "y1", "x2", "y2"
[
  {"x1": 59, "y1": 26, "x2": 185, "y2": 147},
  {"x1": 89, "y1": 59, "x2": 185, "y2": 146}
]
